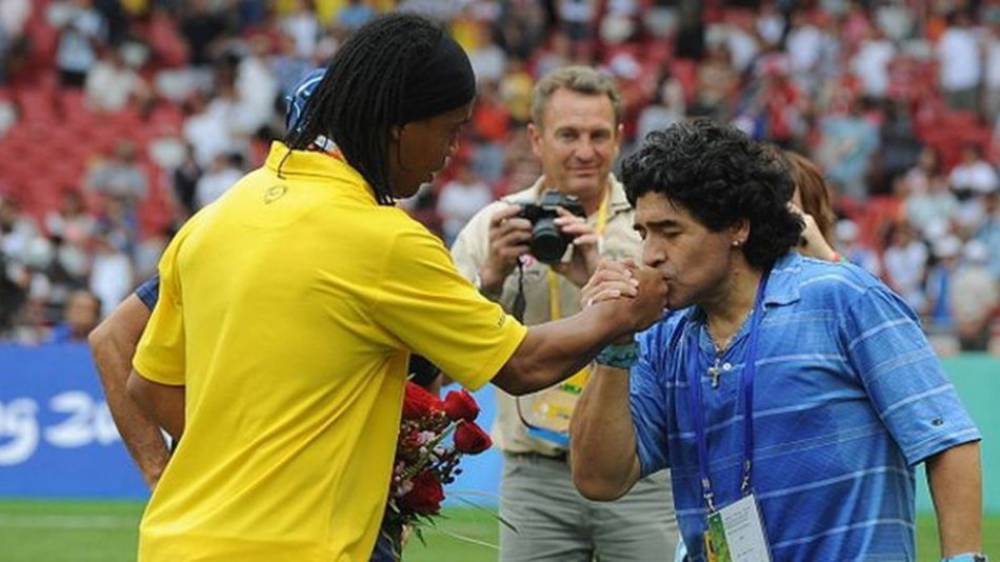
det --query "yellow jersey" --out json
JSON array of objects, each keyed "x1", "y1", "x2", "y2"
[{"x1": 133, "y1": 142, "x2": 526, "y2": 562}]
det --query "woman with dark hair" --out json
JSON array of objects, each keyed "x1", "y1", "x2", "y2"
[{"x1": 784, "y1": 149, "x2": 840, "y2": 261}]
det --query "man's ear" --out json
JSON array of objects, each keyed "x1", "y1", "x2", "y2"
[{"x1": 390, "y1": 125, "x2": 402, "y2": 141}]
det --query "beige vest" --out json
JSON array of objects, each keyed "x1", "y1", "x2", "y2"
[{"x1": 450, "y1": 175, "x2": 641, "y2": 455}]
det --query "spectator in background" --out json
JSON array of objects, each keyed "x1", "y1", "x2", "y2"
[
  {"x1": 949, "y1": 144, "x2": 999, "y2": 197},
  {"x1": 279, "y1": 0, "x2": 320, "y2": 59},
  {"x1": 635, "y1": 67, "x2": 685, "y2": 144},
  {"x1": 0, "y1": 195, "x2": 31, "y2": 335},
  {"x1": 195, "y1": 152, "x2": 243, "y2": 210},
  {"x1": 925, "y1": 235, "x2": 962, "y2": 331},
  {"x1": 49, "y1": 0, "x2": 107, "y2": 87},
  {"x1": 89, "y1": 225, "x2": 133, "y2": 318},
  {"x1": 47, "y1": 289, "x2": 101, "y2": 343},
  {"x1": 850, "y1": 25, "x2": 896, "y2": 101},
  {"x1": 437, "y1": 159, "x2": 493, "y2": 245},
  {"x1": 982, "y1": 12, "x2": 1000, "y2": 123},
  {"x1": 902, "y1": 146, "x2": 942, "y2": 196},
  {"x1": 785, "y1": 150, "x2": 838, "y2": 261},
  {"x1": 85, "y1": 46, "x2": 149, "y2": 113},
  {"x1": 468, "y1": 23, "x2": 505, "y2": 85},
  {"x1": 974, "y1": 190, "x2": 1000, "y2": 279},
  {"x1": 179, "y1": 0, "x2": 227, "y2": 68},
  {"x1": 692, "y1": 43, "x2": 737, "y2": 120},
  {"x1": 951, "y1": 240, "x2": 999, "y2": 351},
  {"x1": 338, "y1": 0, "x2": 377, "y2": 32},
  {"x1": 500, "y1": 58, "x2": 534, "y2": 125},
  {"x1": 835, "y1": 218, "x2": 882, "y2": 277},
  {"x1": 906, "y1": 174, "x2": 958, "y2": 240},
  {"x1": 883, "y1": 221, "x2": 929, "y2": 313},
  {"x1": 815, "y1": 98, "x2": 879, "y2": 202},
  {"x1": 84, "y1": 140, "x2": 149, "y2": 210},
  {"x1": 533, "y1": 32, "x2": 572, "y2": 81},
  {"x1": 937, "y1": 10, "x2": 981, "y2": 112},
  {"x1": 172, "y1": 143, "x2": 202, "y2": 218},
  {"x1": 949, "y1": 144, "x2": 998, "y2": 233}
]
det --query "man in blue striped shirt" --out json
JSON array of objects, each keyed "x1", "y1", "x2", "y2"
[{"x1": 570, "y1": 121, "x2": 984, "y2": 561}]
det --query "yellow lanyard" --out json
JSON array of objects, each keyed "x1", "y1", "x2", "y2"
[{"x1": 546, "y1": 190, "x2": 611, "y2": 320}]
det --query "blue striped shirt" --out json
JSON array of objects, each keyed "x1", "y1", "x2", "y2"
[{"x1": 630, "y1": 252, "x2": 980, "y2": 561}]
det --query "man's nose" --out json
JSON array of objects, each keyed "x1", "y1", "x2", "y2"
[
  {"x1": 574, "y1": 137, "x2": 597, "y2": 161},
  {"x1": 642, "y1": 241, "x2": 665, "y2": 268}
]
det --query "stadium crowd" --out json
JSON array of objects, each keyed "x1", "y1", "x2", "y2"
[{"x1": 1, "y1": 0, "x2": 999, "y2": 353}]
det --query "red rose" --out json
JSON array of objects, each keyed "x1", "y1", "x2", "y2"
[
  {"x1": 398, "y1": 470, "x2": 444, "y2": 515},
  {"x1": 402, "y1": 382, "x2": 443, "y2": 420},
  {"x1": 454, "y1": 421, "x2": 492, "y2": 454},
  {"x1": 443, "y1": 389, "x2": 480, "y2": 422}
]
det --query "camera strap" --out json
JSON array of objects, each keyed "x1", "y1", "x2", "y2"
[{"x1": 545, "y1": 192, "x2": 610, "y2": 320}]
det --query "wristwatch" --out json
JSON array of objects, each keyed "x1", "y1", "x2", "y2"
[{"x1": 942, "y1": 554, "x2": 988, "y2": 562}]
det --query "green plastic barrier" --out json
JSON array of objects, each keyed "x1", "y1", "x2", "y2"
[{"x1": 916, "y1": 354, "x2": 999, "y2": 515}]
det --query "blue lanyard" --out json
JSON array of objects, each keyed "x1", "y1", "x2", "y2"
[{"x1": 686, "y1": 269, "x2": 770, "y2": 513}]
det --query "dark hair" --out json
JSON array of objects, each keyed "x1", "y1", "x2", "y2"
[
  {"x1": 285, "y1": 14, "x2": 445, "y2": 205},
  {"x1": 622, "y1": 120, "x2": 803, "y2": 270}
]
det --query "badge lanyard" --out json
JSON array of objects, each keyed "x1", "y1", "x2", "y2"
[
  {"x1": 686, "y1": 269, "x2": 771, "y2": 513},
  {"x1": 515, "y1": 189, "x2": 610, "y2": 445}
]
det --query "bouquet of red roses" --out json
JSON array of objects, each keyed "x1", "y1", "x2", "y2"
[{"x1": 374, "y1": 382, "x2": 493, "y2": 560}]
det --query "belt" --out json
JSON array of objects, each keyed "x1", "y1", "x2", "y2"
[{"x1": 504, "y1": 450, "x2": 568, "y2": 463}]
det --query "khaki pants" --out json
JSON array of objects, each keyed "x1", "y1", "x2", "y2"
[{"x1": 499, "y1": 452, "x2": 678, "y2": 562}]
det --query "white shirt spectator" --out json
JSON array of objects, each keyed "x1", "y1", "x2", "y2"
[
  {"x1": 437, "y1": 174, "x2": 494, "y2": 244},
  {"x1": 0, "y1": 0, "x2": 30, "y2": 38},
  {"x1": 949, "y1": 159, "x2": 999, "y2": 194},
  {"x1": 280, "y1": 9, "x2": 319, "y2": 59},
  {"x1": 195, "y1": 157, "x2": 243, "y2": 210},
  {"x1": 469, "y1": 41, "x2": 506, "y2": 84},
  {"x1": 89, "y1": 245, "x2": 133, "y2": 317},
  {"x1": 85, "y1": 56, "x2": 143, "y2": 112},
  {"x1": 938, "y1": 26, "x2": 982, "y2": 92},
  {"x1": 850, "y1": 36, "x2": 896, "y2": 98},
  {"x1": 984, "y1": 31, "x2": 1000, "y2": 91},
  {"x1": 234, "y1": 53, "x2": 279, "y2": 135},
  {"x1": 883, "y1": 237, "x2": 928, "y2": 311},
  {"x1": 787, "y1": 22, "x2": 824, "y2": 76},
  {"x1": 184, "y1": 97, "x2": 240, "y2": 167},
  {"x1": 725, "y1": 25, "x2": 760, "y2": 74},
  {"x1": 49, "y1": 1, "x2": 106, "y2": 75}
]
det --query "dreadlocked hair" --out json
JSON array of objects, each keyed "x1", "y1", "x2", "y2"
[{"x1": 284, "y1": 14, "x2": 444, "y2": 206}]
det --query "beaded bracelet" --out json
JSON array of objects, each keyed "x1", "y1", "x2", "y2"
[{"x1": 594, "y1": 341, "x2": 638, "y2": 370}]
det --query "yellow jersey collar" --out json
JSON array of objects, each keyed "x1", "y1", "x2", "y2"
[{"x1": 265, "y1": 142, "x2": 376, "y2": 203}]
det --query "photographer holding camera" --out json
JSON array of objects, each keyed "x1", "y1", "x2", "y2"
[{"x1": 451, "y1": 66, "x2": 677, "y2": 561}]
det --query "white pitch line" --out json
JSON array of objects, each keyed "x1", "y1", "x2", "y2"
[{"x1": 0, "y1": 514, "x2": 138, "y2": 529}]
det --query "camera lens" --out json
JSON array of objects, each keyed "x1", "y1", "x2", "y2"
[{"x1": 530, "y1": 218, "x2": 567, "y2": 264}]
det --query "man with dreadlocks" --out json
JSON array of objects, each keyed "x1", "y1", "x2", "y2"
[{"x1": 124, "y1": 13, "x2": 668, "y2": 562}]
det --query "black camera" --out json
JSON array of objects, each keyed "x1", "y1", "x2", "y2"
[{"x1": 518, "y1": 191, "x2": 587, "y2": 264}]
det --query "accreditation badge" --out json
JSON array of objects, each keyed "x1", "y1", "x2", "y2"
[
  {"x1": 518, "y1": 366, "x2": 590, "y2": 444},
  {"x1": 703, "y1": 494, "x2": 772, "y2": 562}
]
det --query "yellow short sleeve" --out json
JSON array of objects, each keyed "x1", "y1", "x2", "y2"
[
  {"x1": 132, "y1": 227, "x2": 188, "y2": 386},
  {"x1": 374, "y1": 227, "x2": 527, "y2": 390}
]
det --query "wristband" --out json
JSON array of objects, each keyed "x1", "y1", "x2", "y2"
[
  {"x1": 942, "y1": 554, "x2": 988, "y2": 562},
  {"x1": 594, "y1": 342, "x2": 638, "y2": 370}
]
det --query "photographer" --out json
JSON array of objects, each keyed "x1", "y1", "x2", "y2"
[{"x1": 451, "y1": 66, "x2": 677, "y2": 561}]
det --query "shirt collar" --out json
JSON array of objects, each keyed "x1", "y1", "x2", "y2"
[
  {"x1": 264, "y1": 142, "x2": 375, "y2": 204},
  {"x1": 762, "y1": 252, "x2": 802, "y2": 307}
]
